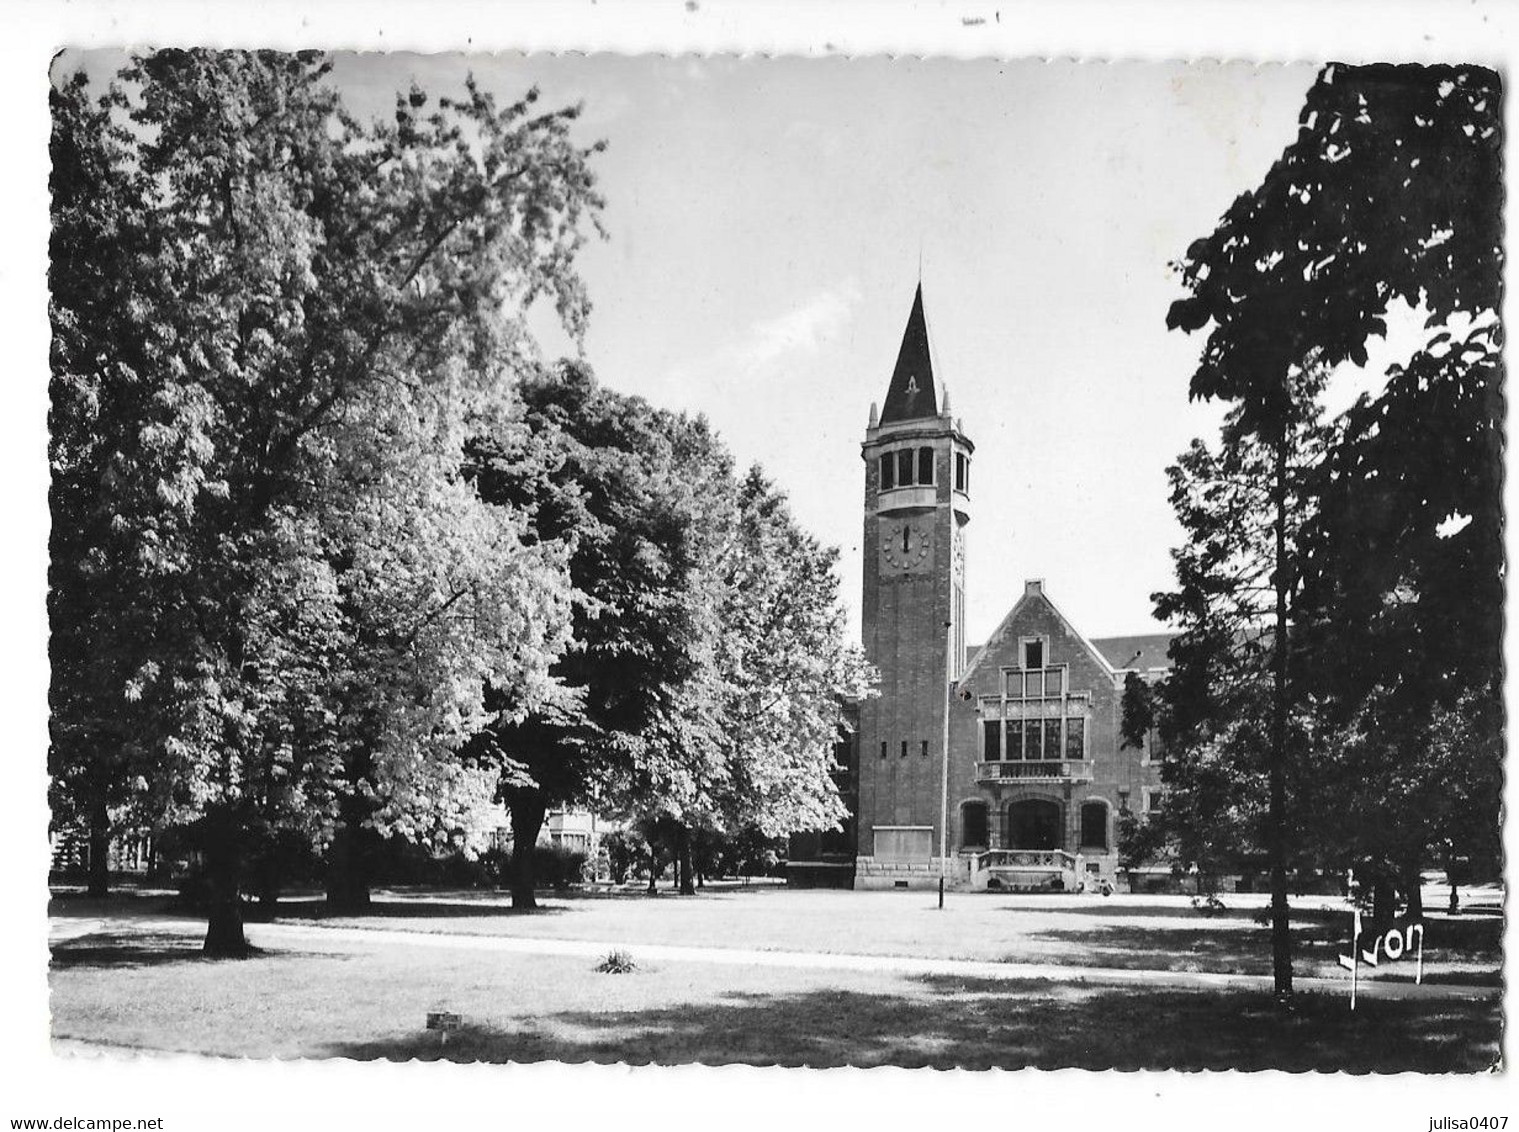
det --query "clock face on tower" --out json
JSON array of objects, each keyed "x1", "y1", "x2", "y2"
[{"x1": 880, "y1": 520, "x2": 932, "y2": 575}]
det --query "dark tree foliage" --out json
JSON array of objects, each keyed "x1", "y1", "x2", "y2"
[
  {"x1": 49, "y1": 72, "x2": 159, "y2": 896},
  {"x1": 1119, "y1": 672, "x2": 1155, "y2": 750},
  {"x1": 1165, "y1": 62, "x2": 1501, "y2": 998},
  {"x1": 468, "y1": 366, "x2": 869, "y2": 907},
  {"x1": 1168, "y1": 63, "x2": 1501, "y2": 432},
  {"x1": 467, "y1": 362, "x2": 717, "y2": 908},
  {"x1": 1150, "y1": 401, "x2": 1328, "y2": 894},
  {"x1": 1295, "y1": 336, "x2": 1504, "y2": 906}
]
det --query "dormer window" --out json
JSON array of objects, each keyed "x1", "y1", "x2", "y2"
[{"x1": 1024, "y1": 639, "x2": 1044, "y2": 670}]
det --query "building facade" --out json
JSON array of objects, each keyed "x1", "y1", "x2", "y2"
[{"x1": 792, "y1": 285, "x2": 1174, "y2": 892}]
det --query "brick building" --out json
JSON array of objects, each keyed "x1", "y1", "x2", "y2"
[{"x1": 790, "y1": 285, "x2": 1173, "y2": 892}]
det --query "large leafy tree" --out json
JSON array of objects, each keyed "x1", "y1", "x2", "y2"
[
  {"x1": 471, "y1": 367, "x2": 870, "y2": 905},
  {"x1": 627, "y1": 465, "x2": 873, "y2": 895},
  {"x1": 1151, "y1": 398, "x2": 1329, "y2": 894},
  {"x1": 1166, "y1": 63, "x2": 1502, "y2": 995},
  {"x1": 469, "y1": 363, "x2": 724, "y2": 908},
  {"x1": 1294, "y1": 329, "x2": 1503, "y2": 916},
  {"x1": 49, "y1": 71, "x2": 161, "y2": 896},
  {"x1": 49, "y1": 50, "x2": 604, "y2": 950},
  {"x1": 706, "y1": 469, "x2": 871, "y2": 841}
]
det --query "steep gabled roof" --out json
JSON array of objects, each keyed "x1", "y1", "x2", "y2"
[
  {"x1": 959, "y1": 581, "x2": 1120, "y2": 686},
  {"x1": 1090, "y1": 633, "x2": 1178, "y2": 673},
  {"x1": 879, "y1": 284, "x2": 939, "y2": 424}
]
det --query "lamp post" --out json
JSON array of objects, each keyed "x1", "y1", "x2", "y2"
[{"x1": 940, "y1": 618, "x2": 953, "y2": 910}]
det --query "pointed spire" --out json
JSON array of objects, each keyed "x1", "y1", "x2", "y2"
[
  {"x1": 868, "y1": 401, "x2": 879, "y2": 428},
  {"x1": 941, "y1": 384, "x2": 952, "y2": 415},
  {"x1": 879, "y1": 284, "x2": 938, "y2": 425}
]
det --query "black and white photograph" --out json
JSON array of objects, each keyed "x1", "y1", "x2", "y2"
[{"x1": 6, "y1": 1, "x2": 1514, "y2": 1127}]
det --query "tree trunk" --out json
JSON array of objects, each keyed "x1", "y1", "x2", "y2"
[
  {"x1": 324, "y1": 815, "x2": 373, "y2": 913},
  {"x1": 1267, "y1": 433, "x2": 1293, "y2": 1001},
  {"x1": 202, "y1": 814, "x2": 251, "y2": 957},
  {"x1": 508, "y1": 790, "x2": 548, "y2": 911},
  {"x1": 86, "y1": 793, "x2": 110, "y2": 897},
  {"x1": 1372, "y1": 869, "x2": 1397, "y2": 925},
  {"x1": 326, "y1": 744, "x2": 379, "y2": 912},
  {"x1": 646, "y1": 848, "x2": 658, "y2": 895},
  {"x1": 1402, "y1": 859, "x2": 1424, "y2": 921},
  {"x1": 677, "y1": 824, "x2": 696, "y2": 896}
]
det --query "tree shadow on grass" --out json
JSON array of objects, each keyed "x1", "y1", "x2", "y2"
[
  {"x1": 1009, "y1": 902, "x2": 1345, "y2": 925},
  {"x1": 49, "y1": 931, "x2": 344, "y2": 970},
  {"x1": 1018, "y1": 921, "x2": 1347, "y2": 976},
  {"x1": 274, "y1": 899, "x2": 569, "y2": 922},
  {"x1": 321, "y1": 976, "x2": 1501, "y2": 1073},
  {"x1": 1019, "y1": 918, "x2": 1503, "y2": 980}
]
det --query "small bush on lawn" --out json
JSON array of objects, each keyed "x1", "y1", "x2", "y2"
[{"x1": 595, "y1": 949, "x2": 637, "y2": 974}]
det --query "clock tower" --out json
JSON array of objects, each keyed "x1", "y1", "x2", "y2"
[{"x1": 856, "y1": 284, "x2": 973, "y2": 884}]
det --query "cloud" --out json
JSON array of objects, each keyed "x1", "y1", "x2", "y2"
[
  {"x1": 658, "y1": 278, "x2": 863, "y2": 399},
  {"x1": 729, "y1": 278, "x2": 863, "y2": 373}
]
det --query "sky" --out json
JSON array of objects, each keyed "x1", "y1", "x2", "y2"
[
  {"x1": 339, "y1": 54, "x2": 1329, "y2": 643},
  {"x1": 64, "y1": 50, "x2": 1379, "y2": 642}
]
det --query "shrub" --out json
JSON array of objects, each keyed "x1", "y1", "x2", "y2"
[
  {"x1": 595, "y1": 948, "x2": 637, "y2": 974},
  {"x1": 600, "y1": 829, "x2": 647, "y2": 884},
  {"x1": 533, "y1": 842, "x2": 589, "y2": 890}
]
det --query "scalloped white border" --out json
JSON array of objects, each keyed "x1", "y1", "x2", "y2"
[{"x1": 6, "y1": 3, "x2": 1514, "y2": 1129}]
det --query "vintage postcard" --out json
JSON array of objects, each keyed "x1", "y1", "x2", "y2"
[{"x1": 25, "y1": 13, "x2": 1508, "y2": 1130}]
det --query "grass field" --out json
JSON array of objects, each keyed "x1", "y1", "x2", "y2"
[
  {"x1": 49, "y1": 919, "x2": 1501, "y2": 1071},
  {"x1": 48, "y1": 887, "x2": 1503, "y2": 1070},
  {"x1": 266, "y1": 884, "x2": 1503, "y2": 984}
]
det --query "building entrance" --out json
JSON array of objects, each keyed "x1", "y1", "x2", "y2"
[{"x1": 1007, "y1": 799, "x2": 1062, "y2": 850}]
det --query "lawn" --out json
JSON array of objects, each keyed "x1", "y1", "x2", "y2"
[
  {"x1": 50, "y1": 920, "x2": 1502, "y2": 1071},
  {"x1": 256, "y1": 885, "x2": 1502, "y2": 985}
]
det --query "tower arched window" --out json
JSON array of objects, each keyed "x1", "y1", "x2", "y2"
[
  {"x1": 917, "y1": 446, "x2": 934, "y2": 484},
  {"x1": 896, "y1": 449, "x2": 914, "y2": 486},
  {"x1": 879, "y1": 453, "x2": 896, "y2": 491}
]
